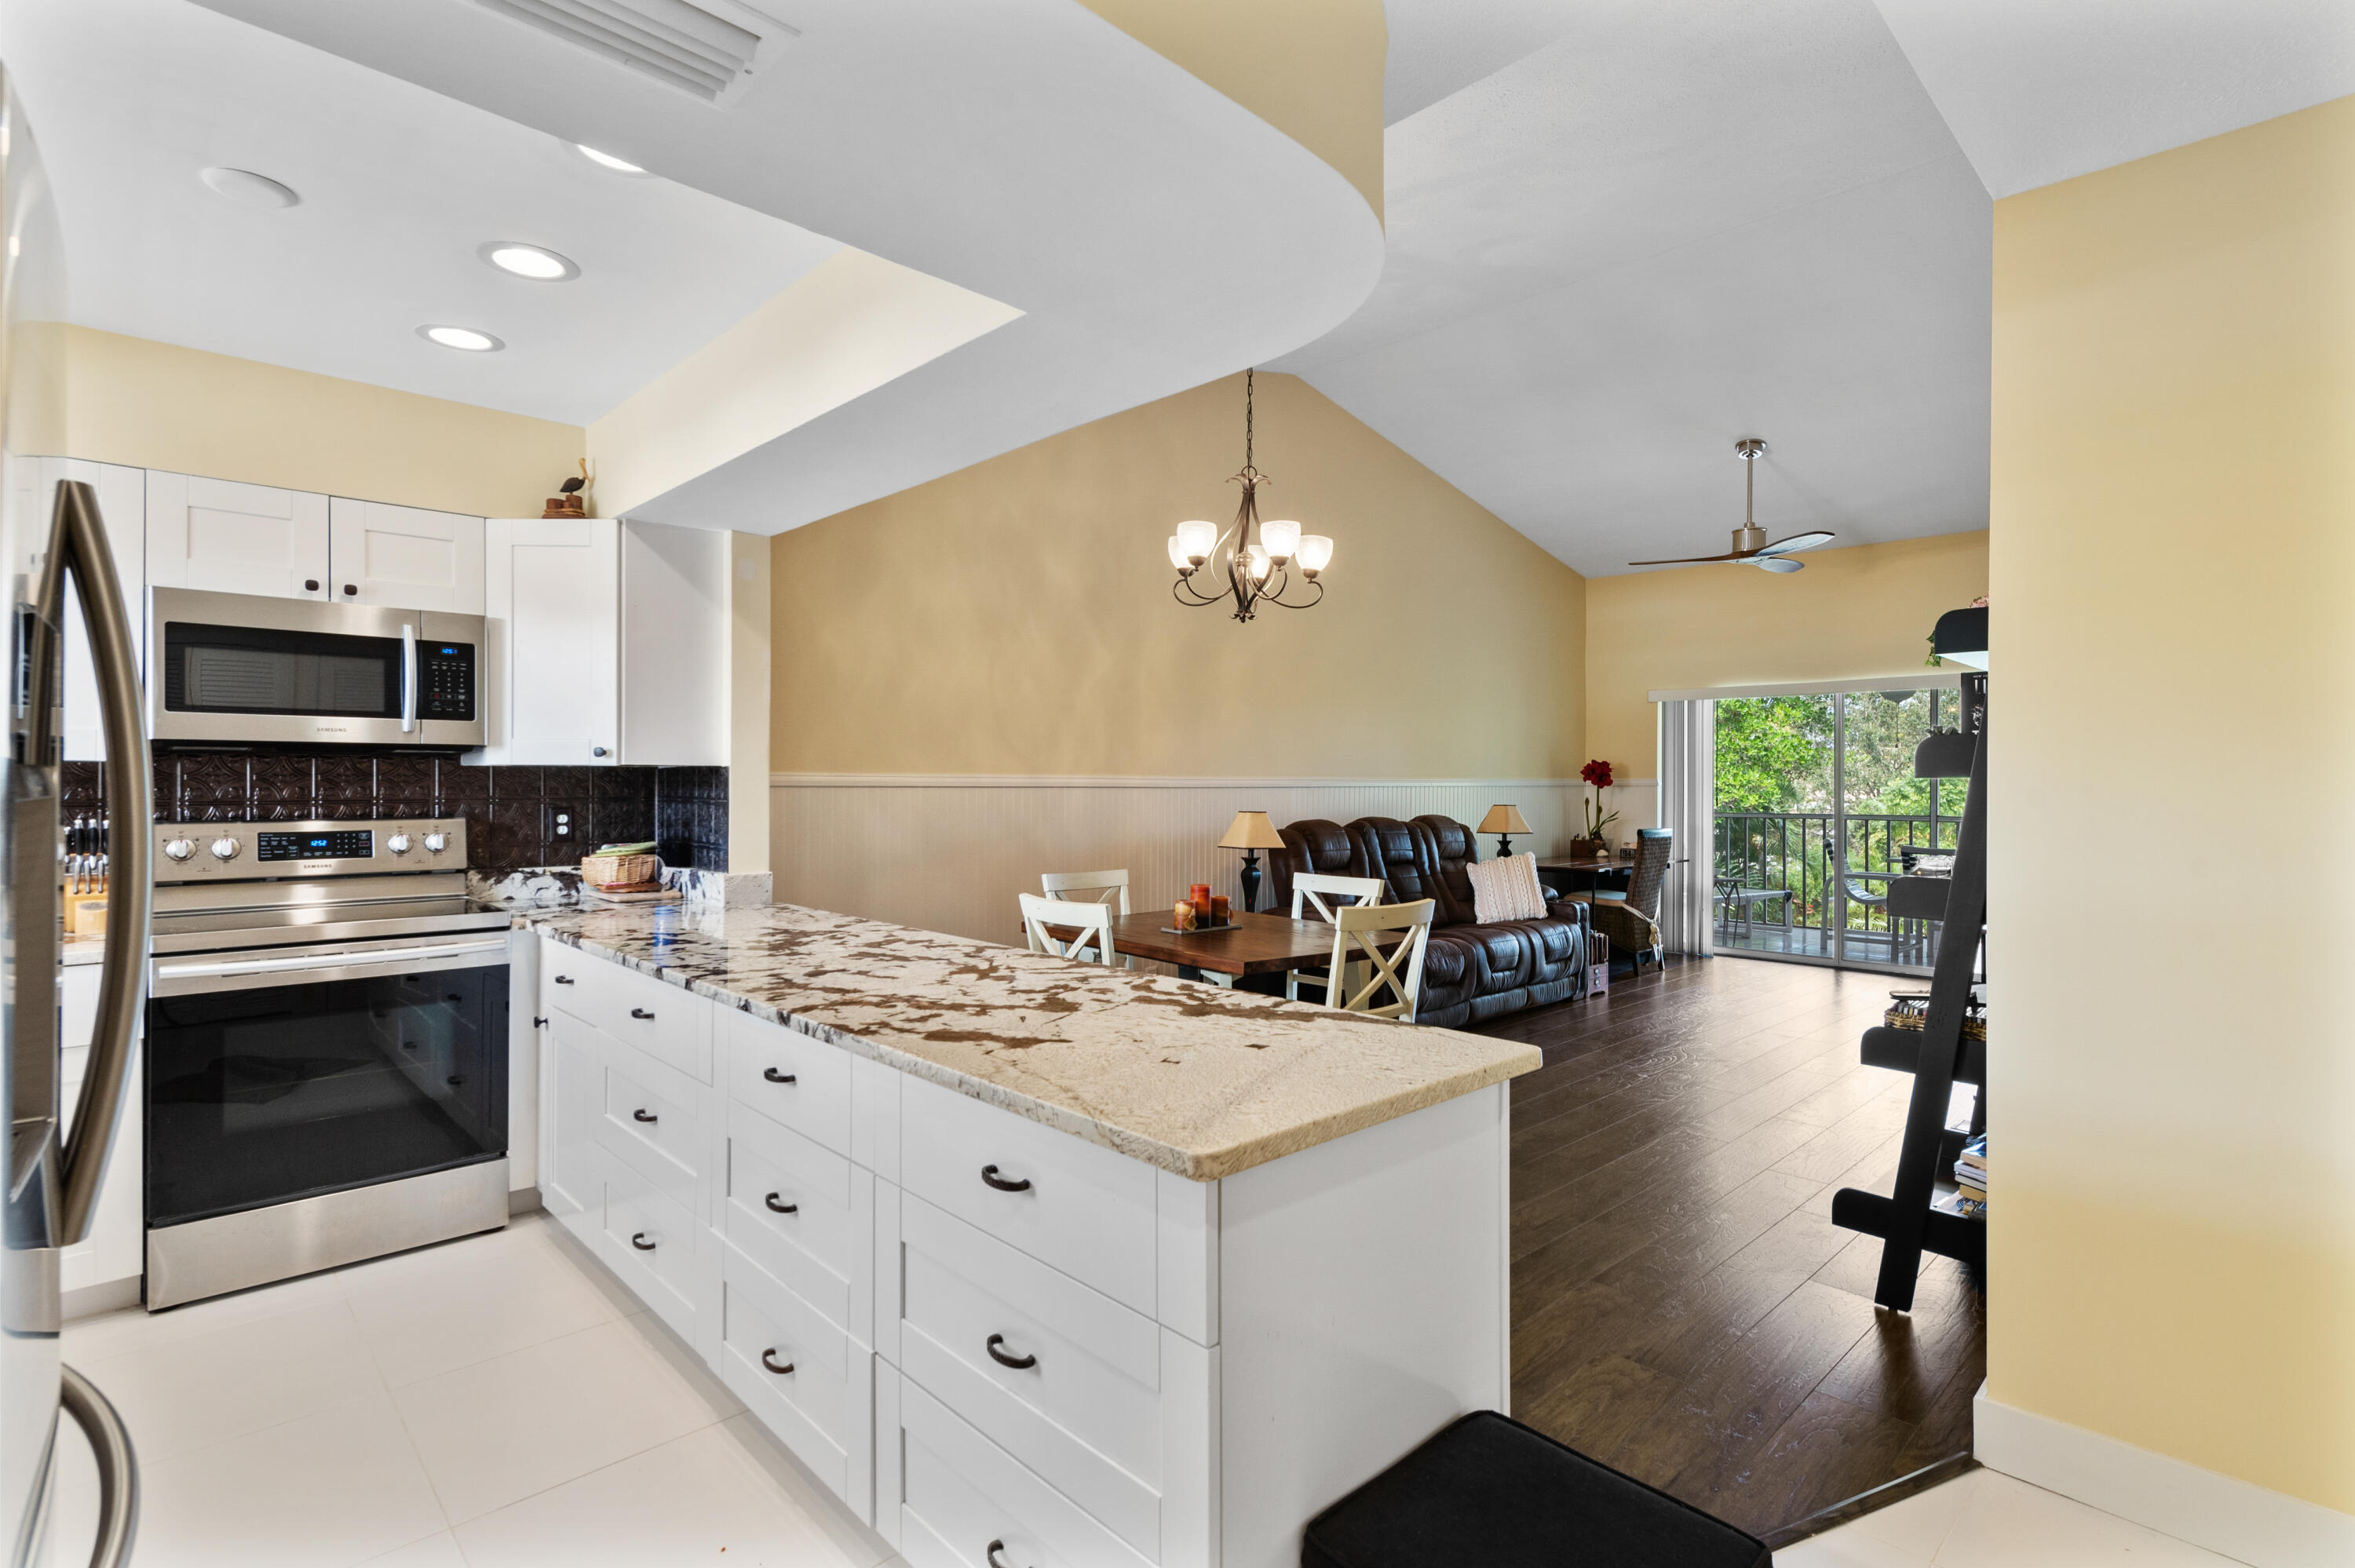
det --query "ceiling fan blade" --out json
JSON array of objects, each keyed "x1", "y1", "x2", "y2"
[
  {"x1": 1755, "y1": 530, "x2": 1835, "y2": 556},
  {"x1": 1627, "y1": 551, "x2": 1742, "y2": 567},
  {"x1": 1754, "y1": 556, "x2": 1805, "y2": 573}
]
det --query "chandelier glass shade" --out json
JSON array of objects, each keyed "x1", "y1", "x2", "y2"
[{"x1": 1169, "y1": 370, "x2": 1331, "y2": 622}]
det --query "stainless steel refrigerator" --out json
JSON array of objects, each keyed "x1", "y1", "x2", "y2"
[{"x1": 0, "y1": 62, "x2": 144, "y2": 1568}]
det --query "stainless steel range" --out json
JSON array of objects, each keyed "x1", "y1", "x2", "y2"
[{"x1": 143, "y1": 816, "x2": 513, "y2": 1308}]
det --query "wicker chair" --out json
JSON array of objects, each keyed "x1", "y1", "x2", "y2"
[{"x1": 1566, "y1": 828, "x2": 1672, "y2": 977}]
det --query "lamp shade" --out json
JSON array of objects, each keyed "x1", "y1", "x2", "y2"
[
  {"x1": 1176, "y1": 519, "x2": 1218, "y2": 561},
  {"x1": 1218, "y1": 809, "x2": 1287, "y2": 851},
  {"x1": 1478, "y1": 804, "x2": 1532, "y2": 836},
  {"x1": 1261, "y1": 519, "x2": 1302, "y2": 561},
  {"x1": 1930, "y1": 604, "x2": 1988, "y2": 669}
]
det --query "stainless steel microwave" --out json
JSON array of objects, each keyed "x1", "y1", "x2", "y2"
[{"x1": 148, "y1": 587, "x2": 485, "y2": 747}]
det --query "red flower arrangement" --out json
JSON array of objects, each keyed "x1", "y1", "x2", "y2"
[{"x1": 1579, "y1": 759, "x2": 1619, "y2": 841}]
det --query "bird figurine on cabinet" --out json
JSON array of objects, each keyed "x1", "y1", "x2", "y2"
[{"x1": 542, "y1": 461, "x2": 591, "y2": 519}]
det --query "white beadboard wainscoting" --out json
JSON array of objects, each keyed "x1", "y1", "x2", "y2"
[{"x1": 770, "y1": 775, "x2": 1587, "y2": 946}]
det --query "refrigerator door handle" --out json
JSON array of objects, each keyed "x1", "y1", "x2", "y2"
[
  {"x1": 31, "y1": 480, "x2": 151, "y2": 1247},
  {"x1": 59, "y1": 1366, "x2": 138, "y2": 1568}
]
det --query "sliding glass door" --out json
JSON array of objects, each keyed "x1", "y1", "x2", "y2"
[{"x1": 1711, "y1": 682, "x2": 1964, "y2": 973}]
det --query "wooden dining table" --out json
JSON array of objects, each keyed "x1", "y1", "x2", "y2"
[{"x1": 1030, "y1": 910, "x2": 1397, "y2": 988}]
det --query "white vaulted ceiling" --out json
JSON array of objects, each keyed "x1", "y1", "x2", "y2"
[{"x1": 1280, "y1": 0, "x2": 2355, "y2": 579}]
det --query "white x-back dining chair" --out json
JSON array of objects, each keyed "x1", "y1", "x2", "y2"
[
  {"x1": 1019, "y1": 892, "x2": 1117, "y2": 967},
  {"x1": 1313, "y1": 899, "x2": 1435, "y2": 1021},
  {"x1": 1286, "y1": 872, "x2": 1386, "y2": 1002},
  {"x1": 1042, "y1": 869, "x2": 1132, "y2": 967}
]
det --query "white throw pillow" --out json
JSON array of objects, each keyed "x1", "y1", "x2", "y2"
[{"x1": 1467, "y1": 851, "x2": 1547, "y2": 923}]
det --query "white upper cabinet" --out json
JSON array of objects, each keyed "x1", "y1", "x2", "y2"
[
  {"x1": 19, "y1": 459, "x2": 147, "y2": 762},
  {"x1": 473, "y1": 518, "x2": 620, "y2": 766},
  {"x1": 469, "y1": 518, "x2": 726, "y2": 768},
  {"x1": 144, "y1": 471, "x2": 330, "y2": 601},
  {"x1": 328, "y1": 498, "x2": 485, "y2": 615}
]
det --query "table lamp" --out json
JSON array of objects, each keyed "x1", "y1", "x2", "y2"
[
  {"x1": 1218, "y1": 809, "x2": 1288, "y2": 913},
  {"x1": 1478, "y1": 804, "x2": 1532, "y2": 859}
]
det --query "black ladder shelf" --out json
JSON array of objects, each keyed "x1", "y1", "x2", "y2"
[{"x1": 1830, "y1": 672, "x2": 1987, "y2": 1311}]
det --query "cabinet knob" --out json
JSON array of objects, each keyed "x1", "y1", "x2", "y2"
[
  {"x1": 342, "y1": 583, "x2": 357, "y2": 596},
  {"x1": 304, "y1": 578, "x2": 319, "y2": 593},
  {"x1": 591, "y1": 746, "x2": 609, "y2": 758}
]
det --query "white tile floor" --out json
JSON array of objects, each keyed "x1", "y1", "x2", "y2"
[
  {"x1": 46, "y1": 1212, "x2": 2248, "y2": 1567},
  {"x1": 49, "y1": 1212, "x2": 903, "y2": 1568},
  {"x1": 1779, "y1": 1466, "x2": 2247, "y2": 1568}
]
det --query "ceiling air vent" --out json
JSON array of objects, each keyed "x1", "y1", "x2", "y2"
[{"x1": 470, "y1": 0, "x2": 795, "y2": 105}]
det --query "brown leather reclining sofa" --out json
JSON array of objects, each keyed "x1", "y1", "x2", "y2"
[{"x1": 1268, "y1": 815, "x2": 1591, "y2": 1030}]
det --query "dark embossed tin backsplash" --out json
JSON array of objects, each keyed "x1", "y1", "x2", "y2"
[{"x1": 60, "y1": 753, "x2": 728, "y2": 873}]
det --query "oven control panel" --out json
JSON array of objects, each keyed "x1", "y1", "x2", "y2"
[{"x1": 155, "y1": 817, "x2": 469, "y2": 881}]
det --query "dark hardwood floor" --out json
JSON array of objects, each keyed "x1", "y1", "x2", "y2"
[{"x1": 1470, "y1": 954, "x2": 1984, "y2": 1540}]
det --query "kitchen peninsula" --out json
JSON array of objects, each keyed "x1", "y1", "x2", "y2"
[{"x1": 513, "y1": 899, "x2": 1537, "y2": 1568}]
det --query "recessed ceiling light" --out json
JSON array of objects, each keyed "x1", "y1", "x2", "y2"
[
  {"x1": 477, "y1": 241, "x2": 579, "y2": 282},
  {"x1": 417, "y1": 324, "x2": 503, "y2": 353},
  {"x1": 199, "y1": 166, "x2": 299, "y2": 209},
  {"x1": 575, "y1": 144, "x2": 648, "y2": 175}
]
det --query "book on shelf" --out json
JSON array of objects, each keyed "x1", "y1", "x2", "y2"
[{"x1": 1932, "y1": 1188, "x2": 1987, "y2": 1220}]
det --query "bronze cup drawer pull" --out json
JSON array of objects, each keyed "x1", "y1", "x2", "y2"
[
  {"x1": 980, "y1": 1164, "x2": 1031, "y2": 1193},
  {"x1": 985, "y1": 1333, "x2": 1036, "y2": 1370},
  {"x1": 630, "y1": 1008, "x2": 655, "y2": 1019},
  {"x1": 763, "y1": 1067, "x2": 797, "y2": 1085},
  {"x1": 630, "y1": 1232, "x2": 656, "y2": 1251},
  {"x1": 553, "y1": 975, "x2": 575, "y2": 984},
  {"x1": 987, "y1": 1541, "x2": 1024, "y2": 1568},
  {"x1": 761, "y1": 1349, "x2": 794, "y2": 1376},
  {"x1": 765, "y1": 1192, "x2": 798, "y2": 1215},
  {"x1": 633, "y1": 1108, "x2": 659, "y2": 1124}
]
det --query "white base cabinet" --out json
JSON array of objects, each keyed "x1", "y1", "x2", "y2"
[{"x1": 536, "y1": 934, "x2": 1510, "y2": 1566}]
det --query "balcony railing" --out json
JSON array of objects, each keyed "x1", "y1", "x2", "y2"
[{"x1": 1712, "y1": 810, "x2": 1960, "y2": 968}]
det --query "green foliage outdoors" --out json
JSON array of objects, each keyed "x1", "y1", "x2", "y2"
[{"x1": 1712, "y1": 691, "x2": 1959, "y2": 937}]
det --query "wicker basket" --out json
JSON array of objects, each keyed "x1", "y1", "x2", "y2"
[
  {"x1": 1884, "y1": 997, "x2": 1987, "y2": 1041},
  {"x1": 582, "y1": 851, "x2": 658, "y2": 888}
]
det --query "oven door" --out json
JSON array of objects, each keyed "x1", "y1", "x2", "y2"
[
  {"x1": 148, "y1": 587, "x2": 484, "y2": 746},
  {"x1": 144, "y1": 935, "x2": 509, "y2": 1233}
]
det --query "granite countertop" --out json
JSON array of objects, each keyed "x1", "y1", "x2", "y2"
[{"x1": 509, "y1": 900, "x2": 1541, "y2": 1182}]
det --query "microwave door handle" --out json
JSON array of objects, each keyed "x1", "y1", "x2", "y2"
[
  {"x1": 400, "y1": 622, "x2": 418, "y2": 734},
  {"x1": 41, "y1": 480, "x2": 152, "y2": 1249}
]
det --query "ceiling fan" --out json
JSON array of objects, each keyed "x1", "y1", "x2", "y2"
[{"x1": 1629, "y1": 438, "x2": 1834, "y2": 573}]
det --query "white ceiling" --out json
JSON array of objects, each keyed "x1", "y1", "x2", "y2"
[
  {"x1": 1285, "y1": 0, "x2": 2355, "y2": 579},
  {"x1": 1282, "y1": 0, "x2": 1992, "y2": 578},
  {"x1": 1872, "y1": 0, "x2": 2355, "y2": 198},
  {"x1": 162, "y1": 0, "x2": 1385, "y2": 533},
  {"x1": 0, "y1": 0, "x2": 845, "y2": 427}
]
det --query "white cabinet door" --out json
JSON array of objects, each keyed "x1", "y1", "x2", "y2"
[
  {"x1": 22, "y1": 460, "x2": 146, "y2": 762},
  {"x1": 145, "y1": 470, "x2": 329, "y2": 601},
  {"x1": 470, "y1": 519, "x2": 618, "y2": 766},
  {"x1": 329, "y1": 498, "x2": 485, "y2": 614},
  {"x1": 59, "y1": 964, "x2": 143, "y2": 1298}
]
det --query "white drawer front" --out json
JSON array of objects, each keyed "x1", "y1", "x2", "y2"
[
  {"x1": 900, "y1": 1198, "x2": 1163, "y2": 1559},
  {"x1": 590, "y1": 1031, "x2": 706, "y2": 1221},
  {"x1": 721, "y1": 1007, "x2": 851, "y2": 1157},
  {"x1": 898, "y1": 1076, "x2": 1157, "y2": 1315},
  {"x1": 588, "y1": 1145, "x2": 710, "y2": 1347},
  {"x1": 896, "y1": 1377, "x2": 1152, "y2": 1568},
  {"x1": 720, "y1": 1101, "x2": 869, "y2": 1340},
  {"x1": 718, "y1": 1245, "x2": 871, "y2": 1519},
  {"x1": 545, "y1": 944, "x2": 710, "y2": 1083}
]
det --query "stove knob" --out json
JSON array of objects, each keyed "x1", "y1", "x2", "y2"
[
  {"x1": 422, "y1": 832, "x2": 449, "y2": 855},
  {"x1": 386, "y1": 833, "x2": 413, "y2": 856},
  {"x1": 162, "y1": 837, "x2": 195, "y2": 862},
  {"x1": 209, "y1": 837, "x2": 240, "y2": 862}
]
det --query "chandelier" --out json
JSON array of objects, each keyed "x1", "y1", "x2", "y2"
[{"x1": 1167, "y1": 370, "x2": 1331, "y2": 622}]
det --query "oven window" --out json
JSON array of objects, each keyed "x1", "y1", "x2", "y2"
[
  {"x1": 146, "y1": 965, "x2": 508, "y2": 1229},
  {"x1": 162, "y1": 621, "x2": 402, "y2": 717}
]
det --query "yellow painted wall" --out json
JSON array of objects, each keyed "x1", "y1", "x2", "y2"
[
  {"x1": 1989, "y1": 95, "x2": 2355, "y2": 1510},
  {"x1": 50, "y1": 325, "x2": 582, "y2": 517},
  {"x1": 1078, "y1": 0, "x2": 1386, "y2": 221},
  {"x1": 771, "y1": 370, "x2": 1585, "y2": 778},
  {"x1": 1583, "y1": 531, "x2": 1988, "y2": 775}
]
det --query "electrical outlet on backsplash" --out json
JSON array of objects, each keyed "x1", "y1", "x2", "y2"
[{"x1": 63, "y1": 753, "x2": 731, "y2": 873}]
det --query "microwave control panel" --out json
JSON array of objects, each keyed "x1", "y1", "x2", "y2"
[{"x1": 418, "y1": 642, "x2": 476, "y2": 720}]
